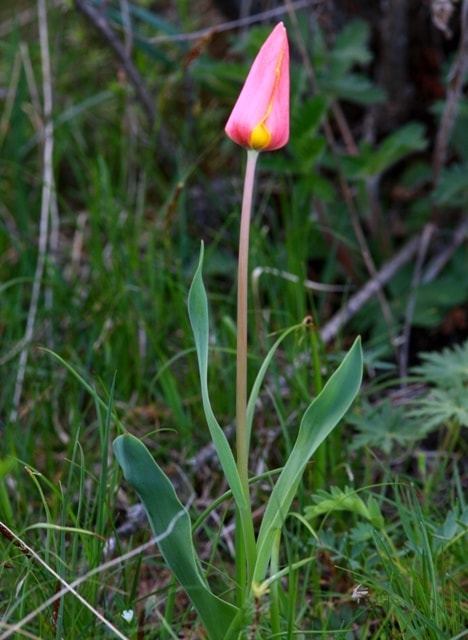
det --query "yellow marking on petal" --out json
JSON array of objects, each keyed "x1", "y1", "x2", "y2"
[
  {"x1": 263, "y1": 48, "x2": 283, "y2": 122},
  {"x1": 249, "y1": 122, "x2": 272, "y2": 150},
  {"x1": 249, "y1": 48, "x2": 284, "y2": 150}
]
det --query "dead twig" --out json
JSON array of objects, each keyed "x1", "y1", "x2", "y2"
[
  {"x1": 145, "y1": 0, "x2": 321, "y2": 44},
  {"x1": 10, "y1": 0, "x2": 54, "y2": 424},
  {"x1": 319, "y1": 233, "x2": 422, "y2": 345},
  {"x1": 320, "y1": 215, "x2": 468, "y2": 345},
  {"x1": 422, "y1": 215, "x2": 468, "y2": 283},
  {"x1": 74, "y1": 0, "x2": 156, "y2": 128},
  {"x1": 431, "y1": 0, "x2": 458, "y2": 37}
]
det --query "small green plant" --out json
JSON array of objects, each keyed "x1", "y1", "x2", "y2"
[
  {"x1": 305, "y1": 485, "x2": 385, "y2": 530},
  {"x1": 348, "y1": 399, "x2": 431, "y2": 456},
  {"x1": 406, "y1": 339, "x2": 468, "y2": 495}
]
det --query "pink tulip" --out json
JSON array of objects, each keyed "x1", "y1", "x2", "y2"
[{"x1": 225, "y1": 23, "x2": 289, "y2": 152}]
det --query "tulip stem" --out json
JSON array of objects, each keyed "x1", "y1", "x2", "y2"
[{"x1": 236, "y1": 149, "x2": 259, "y2": 502}]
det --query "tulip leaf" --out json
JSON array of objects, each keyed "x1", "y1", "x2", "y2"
[
  {"x1": 187, "y1": 244, "x2": 245, "y2": 510},
  {"x1": 187, "y1": 244, "x2": 256, "y2": 573},
  {"x1": 113, "y1": 433, "x2": 238, "y2": 640},
  {"x1": 253, "y1": 337, "x2": 363, "y2": 584}
]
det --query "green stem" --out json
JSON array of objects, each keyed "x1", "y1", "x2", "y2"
[
  {"x1": 236, "y1": 149, "x2": 259, "y2": 501},
  {"x1": 235, "y1": 149, "x2": 259, "y2": 605}
]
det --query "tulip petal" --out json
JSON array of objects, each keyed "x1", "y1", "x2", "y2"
[{"x1": 225, "y1": 23, "x2": 289, "y2": 152}]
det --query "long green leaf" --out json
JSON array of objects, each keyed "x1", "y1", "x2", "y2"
[
  {"x1": 187, "y1": 245, "x2": 244, "y2": 507},
  {"x1": 187, "y1": 244, "x2": 256, "y2": 575},
  {"x1": 253, "y1": 337, "x2": 363, "y2": 584},
  {"x1": 113, "y1": 434, "x2": 237, "y2": 640}
]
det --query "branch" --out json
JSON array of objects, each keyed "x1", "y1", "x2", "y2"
[
  {"x1": 10, "y1": 0, "x2": 55, "y2": 423},
  {"x1": 320, "y1": 215, "x2": 468, "y2": 346},
  {"x1": 319, "y1": 233, "x2": 422, "y2": 345},
  {"x1": 74, "y1": 0, "x2": 156, "y2": 128}
]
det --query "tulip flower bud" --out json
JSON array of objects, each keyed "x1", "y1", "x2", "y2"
[{"x1": 225, "y1": 23, "x2": 289, "y2": 152}]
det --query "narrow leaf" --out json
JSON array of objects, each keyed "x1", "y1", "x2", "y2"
[
  {"x1": 187, "y1": 244, "x2": 256, "y2": 574},
  {"x1": 187, "y1": 245, "x2": 245, "y2": 508}
]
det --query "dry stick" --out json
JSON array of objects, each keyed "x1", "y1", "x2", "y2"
[
  {"x1": 45, "y1": 179, "x2": 59, "y2": 349},
  {"x1": 20, "y1": 41, "x2": 59, "y2": 351},
  {"x1": 321, "y1": 209, "x2": 463, "y2": 349},
  {"x1": 329, "y1": 101, "x2": 358, "y2": 155},
  {"x1": 319, "y1": 233, "x2": 422, "y2": 346},
  {"x1": 252, "y1": 266, "x2": 352, "y2": 294},
  {"x1": 120, "y1": 0, "x2": 133, "y2": 55},
  {"x1": 119, "y1": 0, "x2": 141, "y2": 204},
  {"x1": 0, "y1": 50, "x2": 22, "y2": 148},
  {"x1": 433, "y1": 0, "x2": 468, "y2": 185},
  {"x1": 74, "y1": 0, "x2": 156, "y2": 128},
  {"x1": 10, "y1": 0, "x2": 54, "y2": 424},
  {"x1": 284, "y1": 0, "x2": 399, "y2": 352},
  {"x1": 422, "y1": 215, "x2": 468, "y2": 284},
  {"x1": 146, "y1": 0, "x2": 322, "y2": 44}
]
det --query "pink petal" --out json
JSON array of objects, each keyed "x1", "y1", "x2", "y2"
[{"x1": 225, "y1": 23, "x2": 289, "y2": 151}]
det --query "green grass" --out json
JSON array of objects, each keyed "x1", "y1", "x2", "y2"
[{"x1": 1, "y1": 2, "x2": 467, "y2": 638}]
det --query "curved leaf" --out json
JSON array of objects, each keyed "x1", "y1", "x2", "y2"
[
  {"x1": 187, "y1": 244, "x2": 256, "y2": 575},
  {"x1": 253, "y1": 337, "x2": 363, "y2": 584},
  {"x1": 113, "y1": 434, "x2": 237, "y2": 640}
]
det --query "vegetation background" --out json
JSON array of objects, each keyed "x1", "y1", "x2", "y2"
[{"x1": 0, "y1": 0, "x2": 467, "y2": 638}]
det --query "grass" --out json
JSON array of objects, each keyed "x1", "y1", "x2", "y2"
[{"x1": 1, "y1": 1, "x2": 467, "y2": 638}]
